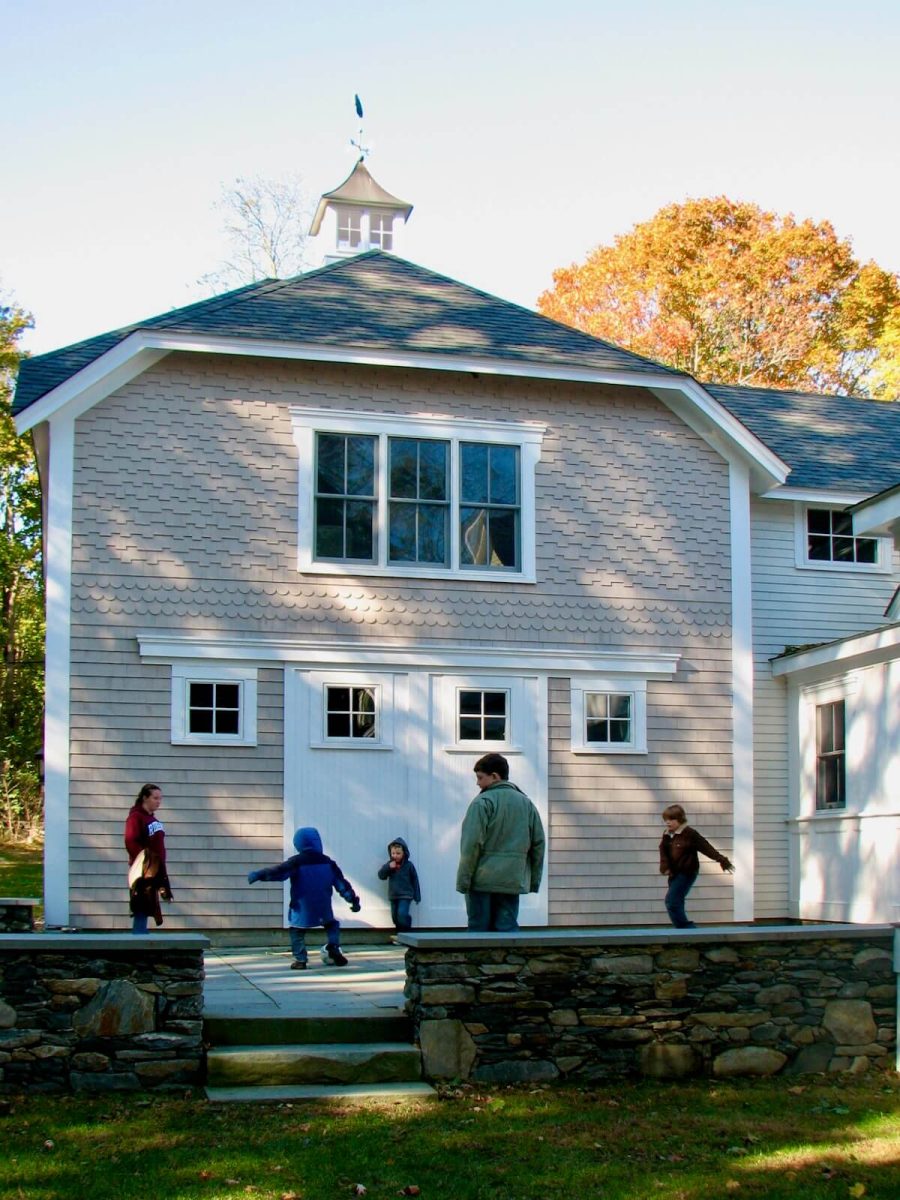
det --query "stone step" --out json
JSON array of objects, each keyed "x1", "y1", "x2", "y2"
[
  {"x1": 203, "y1": 1013, "x2": 411, "y2": 1046},
  {"x1": 206, "y1": 1042, "x2": 422, "y2": 1088},
  {"x1": 205, "y1": 1081, "x2": 437, "y2": 1103}
]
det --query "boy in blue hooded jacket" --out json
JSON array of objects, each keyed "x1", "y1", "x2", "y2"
[{"x1": 247, "y1": 826, "x2": 361, "y2": 969}]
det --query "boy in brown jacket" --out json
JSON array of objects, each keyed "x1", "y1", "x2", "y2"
[{"x1": 659, "y1": 803, "x2": 733, "y2": 928}]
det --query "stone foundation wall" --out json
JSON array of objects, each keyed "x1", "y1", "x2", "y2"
[
  {"x1": 0, "y1": 934, "x2": 208, "y2": 1093},
  {"x1": 402, "y1": 927, "x2": 897, "y2": 1084}
]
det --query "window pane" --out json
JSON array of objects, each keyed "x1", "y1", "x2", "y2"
[
  {"x1": 460, "y1": 506, "x2": 488, "y2": 565},
  {"x1": 832, "y1": 701, "x2": 845, "y2": 749},
  {"x1": 327, "y1": 687, "x2": 350, "y2": 712},
  {"x1": 346, "y1": 500, "x2": 375, "y2": 559},
  {"x1": 315, "y1": 498, "x2": 345, "y2": 558},
  {"x1": 327, "y1": 712, "x2": 351, "y2": 738},
  {"x1": 189, "y1": 709, "x2": 214, "y2": 734},
  {"x1": 609, "y1": 720, "x2": 630, "y2": 743},
  {"x1": 483, "y1": 717, "x2": 506, "y2": 740},
  {"x1": 808, "y1": 535, "x2": 831, "y2": 561},
  {"x1": 215, "y1": 710, "x2": 240, "y2": 735},
  {"x1": 833, "y1": 536, "x2": 855, "y2": 562},
  {"x1": 856, "y1": 538, "x2": 877, "y2": 564},
  {"x1": 190, "y1": 682, "x2": 214, "y2": 708},
  {"x1": 609, "y1": 694, "x2": 631, "y2": 719},
  {"x1": 459, "y1": 717, "x2": 482, "y2": 740},
  {"x1": 488, "y1": 510, "x2": 519, "y2": 567},
  {"x1": 353, "y1": 711, "x2": 376, "y2": 738},
  {"x1": 808, "y1": 509, "x2": 831, "y2": 534},
  {"x1": 585, "y1": 694, "x2": 608, "y2": 719},
  {"x1": 346, "y1": 437, "x2": 375, "y2": 496},
  {"x1": 586, "y1": 720, "x2": 608, "y2": 743},
  {"x1": 390, "y1": 439, "x2": 418, "y2": 499},
  {"x1": 389, "y1": 503, "x2": 417, "y2": 562},
  {"x1": 461, "y1": 443, "x2": 489, "y2": 503},
  {"x1": 459, "y1": 690, "x2": 481, "y2": 714},
  {"x1": 316, "y1": 434, "x2": 346, "y2": 494},
  {"x1": 216, "y1": 684, "x2": 240, "y2": 710},
  {"x1": 418, "y1": 504, "x2": 447, "y2": 565},
  {"x1": 419, "y1": 441, "x2": 448, "y2": 501},
  {"x1": 489, "y1": 445, "x2": 518, "y2": 504},
  {"x1": 832, "y1": 512, "x2": 853, "y2": 536},
  {"x1": 483, "y1": 692, "x2": 506, "y2": 715}
]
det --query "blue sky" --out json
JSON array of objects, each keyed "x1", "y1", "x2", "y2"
[{"x1": 4, "y1": 0, "x2": 900, "y2": 354}]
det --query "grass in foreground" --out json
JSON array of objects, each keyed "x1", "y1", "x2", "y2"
[
  {"x1": 2, "y1": 1075, "x2": 898, "y2": 1200},
  {"x1": 0, "y1": 839, "x2": 42, "y2": 917}
]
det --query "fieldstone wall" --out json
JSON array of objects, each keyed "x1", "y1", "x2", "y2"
[
  {"x1": 0, "y1": 933, "x2": 208, "y2": 1093},
  {"x1": 401, "y1": 926, "x2": 897, "y2": 1084}
]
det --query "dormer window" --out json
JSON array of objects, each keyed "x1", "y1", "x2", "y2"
[
  {"x1": 337, "y1": 209, "x2": 362, "y2": 250},
  {"x1": 370, "y1": 213, "x2": 393, "y2": 251}
]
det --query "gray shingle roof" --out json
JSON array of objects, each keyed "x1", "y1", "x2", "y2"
[
  {"x1": 13, "y1": 251, "x2": 674, "y2": 415},
  {"x1": 707, "y1": 383, "x2": 899, "y2": 493}
]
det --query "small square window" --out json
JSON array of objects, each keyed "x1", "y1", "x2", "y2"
[
  {"x1": 172, "y1": 666, "x2": 257, "y2": 746},
  {"x1": 325, "y1": 685, "x2": 377, "y2": 740},
  {"x1": 571, "y1": 677, "x2": 648, "y2": 754},
  {"x1": 457, "y1": 689, "x2": 508, "y2": 742}
]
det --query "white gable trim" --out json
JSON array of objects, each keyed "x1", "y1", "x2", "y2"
[
  {"x1": 137, "y1": 632, "x2": 681, "y2": 678},
  {"x1": 771, "y1": 624, "x2": 900, "y2": 680},
  {"x1": 14, "y1": 329, "x2": 787, "y2": 492}
]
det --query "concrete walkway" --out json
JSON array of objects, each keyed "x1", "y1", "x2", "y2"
[{"x1": 203, "y1": 944, "x2": 408, "y2": 1019}]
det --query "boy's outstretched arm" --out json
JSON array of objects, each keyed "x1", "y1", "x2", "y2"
[
  {"x1": 247, "y1": 859, "x2": 293, "y2": 885},
  {"x1": 332, "y1": 865, "x2": 361, "y2": 911}
]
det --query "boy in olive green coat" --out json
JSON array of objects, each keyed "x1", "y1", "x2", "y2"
[{"x1": 456, "y1": 752, "x2": 545, "y2": 932}]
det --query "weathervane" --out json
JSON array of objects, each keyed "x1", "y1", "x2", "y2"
[{"x1": 350, "y1": 94, "x2": 370, "y2": 161}]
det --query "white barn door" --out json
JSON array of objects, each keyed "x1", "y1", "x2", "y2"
[{"x1": 284, "y1": 666, "x2": 548, "y2": 929}]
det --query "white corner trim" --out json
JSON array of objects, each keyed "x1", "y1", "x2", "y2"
[
  {"x1": 772, "y1": 624, "x2": 900, "y2": 679},
  {"x1": 729, "y1": 461, "x2": 754, "y2": 922},
  {"x1": 43, "y1": 413, "x2": 75, "y2": 926},
  {"x1": 137, "y1": 632, "x2": 681, "y2": 677}
]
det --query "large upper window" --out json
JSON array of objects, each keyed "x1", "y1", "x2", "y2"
[
  {"x1": 815, "y1": 700, "x2": 846, "y2": 810},
  {"x1": 294, "y1": 409, "x2": 544, "y2": 581}
]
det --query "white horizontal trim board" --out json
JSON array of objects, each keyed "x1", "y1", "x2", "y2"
[
  {"x1": 137, "y1": 632, "x2": 681, "y2": 677},
  {"x1": 772, "y1": 624, "x2": 900, "y2": 678}
]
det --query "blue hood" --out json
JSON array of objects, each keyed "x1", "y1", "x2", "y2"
[{"x1": 293, "y1": 826, "x2": 323, "y2": 854}]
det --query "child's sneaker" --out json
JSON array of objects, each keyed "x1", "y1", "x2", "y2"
[
  {"x1": 290, "y1": 960, "x2": 307, "y2": 970},
  {"x1": 321, "y1": 943, "x2": 348, "y2": 967}
]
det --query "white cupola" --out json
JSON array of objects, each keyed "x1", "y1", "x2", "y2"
[{"x1": 309, "y1": 157, "x2": 413, "y2": 263}]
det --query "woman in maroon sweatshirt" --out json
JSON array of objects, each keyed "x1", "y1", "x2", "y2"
[{"x1": 124, "y1": 784, "x2": 173, "y2": 933}]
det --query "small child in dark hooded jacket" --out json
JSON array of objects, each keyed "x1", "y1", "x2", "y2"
[
  {"x1": 248, "y1": 826, "x2": 360, "y2": 968},
  {"x1": 377, "y1": 837, "x2": 421, "y2": 932}
]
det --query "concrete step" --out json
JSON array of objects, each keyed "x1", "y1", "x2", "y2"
[
  {"x1": 205, "y1": 1081, "x2": 437, "y2": 1103},
  {"x1": 204, "y1": 1013, "x2": 411, "y2": 1046},
  {"x1": 206, "y1": 1042, "x2": 422, "y2": 1088}
]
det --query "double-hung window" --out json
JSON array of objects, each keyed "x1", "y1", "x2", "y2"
[
  {"x1": 294, "y1": 408, "x2": 544, "y2": 581},
  {"x1": 815, "y1": 700, "x2": 846, "y2": 810}
]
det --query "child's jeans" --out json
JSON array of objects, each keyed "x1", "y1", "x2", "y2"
[
  {"x1": 665, "y1": 871, "x2": 698, "y2": 928},
  {"x1": 390, "y1": 898, "x2": 412, "y2": 932},
  {"x1": 132, "y1": 913, "x2": 149, "y2": 935},
  {"x1": 290, "y1": 919, "x2": 341, "y2": 963}
]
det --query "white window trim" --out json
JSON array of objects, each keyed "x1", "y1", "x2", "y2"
[
  {"x1": 292, "y1": 406, "x2": 545, "y2": 583},
  {"x1": 570, "y1": 677, "x2": 648, "y2": 754},
  {"x1": 793, "y1": 503, "x2": 891, "y2": 574},
  {"x1": 171, "y1": 663, "x2": 258, "y2": 747},
  {"x1": 797, "y1": 675, "x2": 859, "y2": 818},
  {"x1": 442, "y1": 674, "x2": 526, "y2": 753},
  {"x1": 307, "y1": 670, "x2": 396, "y2": 750}
]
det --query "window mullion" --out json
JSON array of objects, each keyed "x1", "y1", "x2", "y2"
[{"x1": 376, "y1": 433, "x2": 388, "y2": 567}]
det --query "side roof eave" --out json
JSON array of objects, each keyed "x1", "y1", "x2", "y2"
[
  {"x1": 771, "y1": 623, "x2": 900, "y2": 680},
  {"x1": 13, "y1": 327, "x2": 789, "y2": 492}
]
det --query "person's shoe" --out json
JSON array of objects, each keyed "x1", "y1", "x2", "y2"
[
  {"x1": 322, "y1": 943, "x2": 348, "y2": 967},
  {"x1": 290, "y1": 959, "x2": 307, "y2": 970}
]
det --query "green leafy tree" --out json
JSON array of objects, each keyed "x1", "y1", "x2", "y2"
[
  {"x1": 538, "y1": 197, "x2": 900, "y2": 397},
  {"x1": 0, "y1": 294, "x2": 43, "y2": 841}
]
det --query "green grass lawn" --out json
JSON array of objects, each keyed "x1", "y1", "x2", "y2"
[
  {"x1": 2, "y1": 1076, "x2": 899, "y2": 1200},
  {"x1": 0, "y1": 839, "x2": 42, "y2": 912}
]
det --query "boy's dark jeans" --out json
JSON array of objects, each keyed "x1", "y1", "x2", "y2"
[
  {"x1": 664, "y1": 871, "x2": 698, "y2": 928},
  {"x1": 390, "y1": 898, "x2": 413, "y2": 931},
  {"x1": 290, "y1": 919, "x2": 340, "y2": 963},
  {"x1": 465, "y1": 890, "x2": 520, "y2": 932}
]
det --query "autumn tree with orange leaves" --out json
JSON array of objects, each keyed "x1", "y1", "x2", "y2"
[{"x1": 538, "y1": 197, "x2": 900, "y2": 398}]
